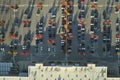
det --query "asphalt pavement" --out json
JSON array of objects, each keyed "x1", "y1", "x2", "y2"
[{"x1": 0, "y1": 0, "x2": 120, "y2": 76}]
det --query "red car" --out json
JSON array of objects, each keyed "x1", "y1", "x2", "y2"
[
  {"x1": 20, "y1": 51, "x2": 29, "y2": 55},
  {"x1": 22, "y1": 20, "x2": 30, "y2": 24},
  {"x1": 10, "y1": 4, "x2": 19, "y2": 9},
  {"x1": 35, "y1": 34, "x2": 43, "y2": 39},
  {"x1": 0, "y1": 38, "x2": 4, "y2": 43},
  {"x1": 48, "y1": 39, "x2": 55, "y2": 45},
  {"x1": 48, "y1": 19, "x2": 56, "y2": 25},
  {"x1": 81, "y1": 0, "x2": 85, "y2": 3}
]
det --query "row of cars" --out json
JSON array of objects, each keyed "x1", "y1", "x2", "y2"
[
  {"x1": 0, "y1": 0, "x2": 56, "y2": 54},
  {"x1": 21, "y1": 30, "x2": 32, "y2": 55},
  {"x1": 77, "y1": 2, "x2": 86, "y2": 55},
  {"x1": 7, "y1": 1, "x2": 35, "y2": 55},
  {"x1": 1, "y1": 0, "x2": 120, "y2": 56},
  {"x1": 34, "y1": 1, "x2": 45, "y2": 52},
  {"x1": 77, "y1": 0, "x2": 100, "y2": 55},
  {"x1": 1, "y1": 8, "x2": 20, "y2": 54},
  {"x1": 19, "y1": 0, "x2": 36, "y2": 55},
  {"x1": 0, "y1": 14, "x2": 7, "y2": 52},
  {"x1": 60, "y1": 0, "x2": 73, "y2": 54},
  {"x1": 35, "y1": 16, "x2": 44, "y2": 44},
  {"x1": 35, "y1": 16, "x2": 44, "y2": 52},
  {"x1": 115, "y1": 17, "x2": 120, "y2": 54},
  {"x1": 47, "y1": 4, "x2": 59, "y2": 53},
  {"x1": 0, "y1": 2, "x2": 17, "y2": 53},
  {"x1": 0, "y1": 26, "x2": 5, "y2": 41},
  {"x1": 115, "y1": 0, "x2": 120, "y2": 54},
  {"x1": 7, "y1": 1, "x2": 33, "y2": 55},
  {"x1": 24, "y1": 0, "x2": 35, "y2": 19},
  {"x1": 0, "y1": 25, "x2": 5, "y2": 52},
  {"x1": 78, "y1": 0, "x2": 85, "y2": 9},
  {"x1": 102, "y1": 2, "x2": 112, "y2": 53},
  {"x1": 65, "y1": 0, "x2": 73, "y2": 54},
  {"x1": 23, "y1": 0, "x2": 34, "y2": 27},
  {"x1": 0, "y1": 0, "x2": 40, "y2": 55},
  {"x1": 90, "y1": 8, "x2": 99, "y2": 54}
]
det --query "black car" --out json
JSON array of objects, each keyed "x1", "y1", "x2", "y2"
[
  {"x1": 27, "y1": 21, "x2": 31, "y2": 27},
  {"x1": 78, "y1": 43, "x2": 86, "y2": 55},
  {"x1": 106, "y1": 43, "x2": 111, "y2": 52},
  {"x1": 78, "y1": 2, "x2": 82, "y2": 9},
  {"x1": 91, "y1": 18, "x2": 95, "y2": 25},
  {"x1": 116, "y1": 17, "x2": 119, "y2": 23},
  {"x1": 68, "y1": 15, "x2": 72, "y2": 24},
  {"x1": 103, "y1": 25, "x2": 111, "y2": 33},
  {"x1": 90, "y1": 25, "x2": 95, "y2": 33},
  {"x1": 36, "y1": 38, "x2": 43, "y2": 45},
  {"x1": 61, "y1": 40, "x2": 66, "y2": 51},
  {"x1": 67, "y1": 45, "x2": 72, "y2": 54},
  {"x1": 40, "y1": 16, "x2": 44, "y2": 25},
  {"x1": 116, "y1": 25, "x2": 119, "y2": 32},
  {"x1": 61, "y1": 26, "x2": 65, "y2": 33},
  {"x1": 103, "y1": 32, "x2": 111, "y2": 43},
  {"x1": 51, "y1": 8, "x2": 57, "y2": 19},
  {"x1": 67, "y1": 6, "x2": 73, "y2": 13},
  {"x1": 90, "y1": 44, "x2": 95, "y2": 53},
  {"x1": 94, "y1": 9, "x2": 99, "y2": 18},
  {"x1": 27, "y1": 8, "x2": 33, "y2": 19},
  {"x1": 115, "y1": 44, "x2": 120, "y2": 52},
  {"x1": 78, "y1": 11, "x2": 86, "y2": 19},
  {"x1": 62, "y1": 19, "x2": 67, "y2": 25},
  {"x1": 14, "y1": 17, "x2": 19, "y2": 24}
]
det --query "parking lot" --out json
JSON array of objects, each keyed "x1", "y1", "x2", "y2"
[{"x1": 0, "y1": 0, "x2": 120, "y2": 74}]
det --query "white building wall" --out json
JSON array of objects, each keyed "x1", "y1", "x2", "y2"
[
  {"x1": 0, "y1": 63, "x2": 119, "y2": 80},
  {"x1": 28, "y1": 64, "x2": 107, "y2": 80},
  {"x1": 107, "y1": 78, "x2": 120, "y2": 80}
]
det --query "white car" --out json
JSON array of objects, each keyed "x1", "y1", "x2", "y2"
[
  {"x1": 0, "y1": 47, "x2": 4, "y2": 52},
  {"x1": 51, "y1": 26, "x2": 56, "y2": 28},
  {"x1": 116, "y1": 38, "x2": 120, "y2": 43},
  {"x1": 40, "y1": 46, "x2": 43, "y2": 51},
  {"x1": 61, "y1": 7, "x2": 65, "y2": 10},
  {"x1": 22, "y1": 45, "x2": 26, "y2": 50},
  {"x1": 116, "y1": 47, "x2": 120, "y2": 50},
  {"x1": 89, "y1": 31, "x2": 94, "y2": 34},
  {"x1": 51, "y1": 15, "x2": 56, "y2": 18},
  {"x1": 48, "y1": 47, "x2": 51, "y2": 52}
]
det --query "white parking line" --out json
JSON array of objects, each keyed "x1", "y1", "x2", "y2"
[{"x1": 0, "y1": 4, "x2": 118, "y2": 8}]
